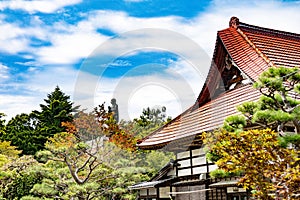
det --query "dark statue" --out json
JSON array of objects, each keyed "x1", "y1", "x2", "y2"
[{"x1": 108, "y1": 98, "x2": 119, "y2": 123}]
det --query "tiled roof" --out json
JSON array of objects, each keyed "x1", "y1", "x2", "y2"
[
  {"x1": 218, "y1": 27, "x2": 270, "y2": 81},
  {"x1": 197, "y1": 21, "x2": 300, "y2": 106},
  {"x1": 239, "y1": 23, "x2": 300, "y2": 68},
  {"x1": 137, "y1": 84, "x2": 261, "y2": 150},
  {"x1": 137, "y1": 17, "x2": 300, "y2": 150}
]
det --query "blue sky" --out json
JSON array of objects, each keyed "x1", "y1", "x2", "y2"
[{"x1": 1, "y1": 0, "x2": 300, "y2": 121}]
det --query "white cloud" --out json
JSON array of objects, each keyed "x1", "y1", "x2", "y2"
[
  {"x1": 0, "y1": 15, "x2": 108, "y2": 64},
  {"x1": 78, "y1": 10, "x2": 222, "y2": 56},
  {"x1": 204, "y1": 0, "x2": 300, "y2": 34},
  {"x1": 5, "y1": 1, "x2": 300, "y2": 66},
  {"x1": 36, "y1": 31, "x2": 109, "y2": 64},
  {"x1": 0, "y1": 63, "x2": 10, "y2": 81},
  {"x1": 21, "y1": 10, "x2": 213, "y2": 66},
  {"x1": 32, "y1": 2, "x2": 300, "y2": 67},
  {"x1": 72, "y1": 58, "x2": 205, "y2": 121},
  {"x1": 109, "y1": 60, "x2": 132, "y2": 67},
  {"x1": 0, "y1": 15, "x2": 49, "y2": 54},
  {"x1": 71, "y1": 0, "x2": 300, "y2": 120},
  {"x1": 2, "y1": 0, "x2": 300, "y2": 121},
  {"x1": 127, "y1": 84, "x2": 183, "y2": 120},
  {"x1": 24, "y1": 66, "x2": 78, "y2": 94},
  {"x1": 0, "y1": 0, "x2": 82, "y2": 14},
  {"x1": 0, "y1": 65, "x2": 79, "y2": 120},
  {"x1": 1, "y1": 0, "x2": 300, "y2": 65},
  {"x1": 0, "y1": 22, "x2": 30, "y2": 54},
  {"x1": 165, "y1": 59, "x2": 206, "y2": 96},
  {"x1": 92, "y1": 75, "x2": 193, "y2": 121},
  {"x1": 0, "y1": 95, "x2": 40, "y2": 121}
]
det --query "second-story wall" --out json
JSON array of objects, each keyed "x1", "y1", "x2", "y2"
[{"x1": 176, "y1": 147, "x2": 217, "y2": 177}]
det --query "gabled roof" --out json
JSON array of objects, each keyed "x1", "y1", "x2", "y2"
[
  {"x1": 137, "y1": 17, "x2": 300, "y2": 150},
  {"x1": 240, "y1": 22, "x2": 300, "y2": 68}
]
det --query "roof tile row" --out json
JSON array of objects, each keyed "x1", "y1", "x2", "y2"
[{"x1": 138, "y1": 84, "x2": 261, "y2": 149}]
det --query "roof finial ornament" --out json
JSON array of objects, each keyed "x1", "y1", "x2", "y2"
[{"x1": 229, "y1": 16, "x2": 239, "y2": 29}]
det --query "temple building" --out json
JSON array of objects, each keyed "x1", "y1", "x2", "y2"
[{"x1": 130, "y1": 17, "x2": 300, "y2": 200}]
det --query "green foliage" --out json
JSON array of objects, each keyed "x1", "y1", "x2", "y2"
[
  {"x1": 33, "y1": 86, "x2": 76, "y2": 145},
  {"x1": 0, "y1": 155, "x2": 41, "y2": 199},
  {"x1": 0, "y1": 140, "x2": 21, "y2": 167},
  {"x1": 209, "y1": 169, "x2": 242, "y2": 178},
  {"x1": 2, "y1": 113, "x2": 40, "y2": 155},
  {"x1": 279, "y1": 134, "x2": 300, "y2": 149},
  {"x1": 21, "y1": 196, "x2": 50, "y2": 200},
  {"x1": 203, "y1": 129, "x2": 300, "y2": 199},
  {"x1": 144, "y1": 150, "x2": 175, "y2": 171},
  {"x1": 237, "y1": 101, "x2": 258, "y2": 115},
  {"x1": 253, "y1": 66, "x2": 300, "y2": 91},
  {"x1": 32, "y1": 135, "x2": 157, "y2": 200},
  {"x1": 223, "y1": 115, "x2": 246, "y2": 132},
  {"x1": 255, "y1": 110, "x2": 293, "y2": 123},
  {"x1": 0, "y1": 113, "x2": 5, "y2": 136},
  {"x1": 205, "y1": 151, "x2": 220, "y2": 163},
  {"x1": 27, "y1": 161, "x2": 70, "y2": 199},
  {"x1": 134, "y1": 106, "x2": 168, "y2": 128},
  {"x1": 0, "y1": 96, "x2": 174, "y2": 199},
  {"x1": 0, "y1": 87, "x2": 76, "y2": 155},
  {"x1": 0, "y1": 140, "x2": 21, "y2": 158},
  {"x1": 225, "y1": 66, "x2": 300, "y2": 134},
  {"x1": 3, "y1": 169, "x2": 43, "y2": 199},
  {"x1": 27, "y1": 150, "x2": 118, "y2": 200},
  {"x1": 215, "y1": 66, "x2": 300, "y2": 199}
]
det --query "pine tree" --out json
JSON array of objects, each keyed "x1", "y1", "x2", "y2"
[
  {"x1": 34, "y1": 86, "x2": 76, "y2": 144},
  {"x1": 1, "y1": 87, "x2": 77, "y2": 155},
  {"x1": 3, "y1": 113, "x2": 40, "y2": 155},
  {"x1": 224, "y1": 66, "x2": 300, "y2": 135}
]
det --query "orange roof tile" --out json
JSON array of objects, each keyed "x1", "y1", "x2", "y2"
[
  {"x1": 137, "y1": 84, "x2": 261, "y2": 150},
  {"x1": 137, "y1": 17, "x2": 300, "y2": 150},
  {"x1": 218, "y1": 27, "x2": 270, "y2": 81},
  {"x1": 240, "y1": 23, "x2": 300, "y2": 68}
]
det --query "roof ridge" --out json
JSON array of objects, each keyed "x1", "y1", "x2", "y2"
[
  {"x1": 239, "y1": 22, "x2": 300, "y2": 40},
  {"x1": 236, "y1": 27, "x2": 275, "y2": 68}
]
